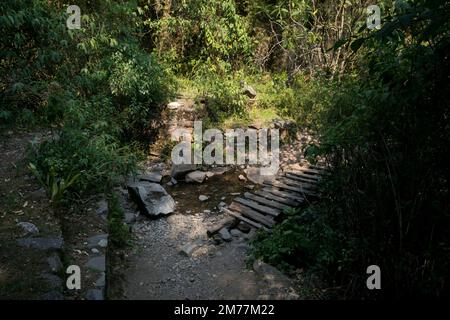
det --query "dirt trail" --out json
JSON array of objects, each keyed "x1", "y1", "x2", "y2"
[
  {"x1": 0, "y1": 131, "x2": 64, "y2": 299},
  {"x1": 118, "y1": 194, "x2": 299, "y2": 300}
]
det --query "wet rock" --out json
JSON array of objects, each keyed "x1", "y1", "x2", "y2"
[
  {"x1": 186, "y1": 171, "x2": 207, "y2": 183},
  {"x1": 17, "y1": 222, "x2": 39, "y2": 235},
  {"x1": 170, "y1": 164, "x2": 197, "y2": 179},
  {"x1": 199, "y1": 195, "x2": 209, "y2": 202},
  {"x1": 218, "y1": 228, "x2": 232, "y2": 242},
  {"x1": 85, "y1": 255, "x2": 106, "y2": 272},
  {"x1": 167, "y1": 177, "x2": 178, "y2": 186},
  {"x1": 230, "y1": 229, "x2": 243, "y2": 237},
  {"x1": 87, "y1": 234, "x2": 108, "y2": 249},
  {"x1": 86, "y1": 289, "x2": 104, "y2": 300},
  {"x1": 139, "y1": 171, "x2": 163, "y2": 183},
  {"x1": 237, "y1": 222, "x2": 251, "y2": 234},
  {"x1": 17, "y1": 236, "x2": 63, "y2": 251},
  {"x1": 47, "y1": 253, "x2": 63, "y2": 273},
  {"x1": 127, "y1": 182, "x2": 176, "y2": 217},
  {"x1": 41, "y1": 290, "x2": 64, "y2": 300}
]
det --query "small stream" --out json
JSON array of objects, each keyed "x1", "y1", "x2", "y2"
[{"x1": 165, "y1": 167, "x2": 254, "y2": 215}]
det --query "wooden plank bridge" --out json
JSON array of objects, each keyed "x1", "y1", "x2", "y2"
[{"x1": 219, "y1": 164, "x2": 327, "y2": 233}]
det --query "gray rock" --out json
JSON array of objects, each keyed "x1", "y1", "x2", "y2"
[
  {"x1": 41, "y1": 273, "x2": 63, "y2": 289},
  {"x1": 85, "y1": 255, "x2": 106, "y2": 272},
  {"x1": 218, "y1": 201, "x2": 227, "y2": 208},
  {"x1": 124, "y1": 211, "x2": 136, "y2": 224},
  {"x1": 127, "y1": 182, "x2": 176, "y2": 217},
  {"x1": 170, "y1": 164, "x2": 197, "y2": 179},
  {"x1": 41, "y1": 290, "x2": 64, "y2": 300},
  {"x1": 198, "y1": 195, "x2": 209, "y2": 202},
  {"x1": 139, "y1": 171, "x2": 163, "y2": 183},
  {"x1": 17, "y1": 236, "x2": 63, "y2": 251},
  {"x1": 238, "y1": 174, "x2": 246, "y2": 181},
  {"x1": 180, "y1": 241, "x2": 200, "y2": 256},
  {"x1": 237, "y1": 222, "x2": 251, "y2": 233},
  {"x1": 210, "y1": 167, "x2": 231, "y2": 175},
  {"x1": 243, "y1": 84, "x2": 257, "y2": 98},
  {"x1": 91, "y1": 248, "x2": 100, "y2": 254},
  {"x1": 230, "y1": 228, "x2": 243, "y2": 237},
  {"x1": 185, "y1": 171, "x2": 207, "y2": 183},
  {"x1": 95, "y1": 272, "x2": 106, "y2": 288},
  {"x1": 244, "y1": 167, "x2": 276, "y2": 185},
  {"x1": 17, "y1": 222, "x2": 39, "y2": 235},
  {"x1": 218, "y1": 228, "x2": 232, "y2": 242},
  {"x1": 168, "y1": 101, "x2": 182, "y2": 110},
  {"x1": 95, "y1": 199, "x2": 108, "y2": 218},
  {"x1": 87, "y1": 234, "x2": 108, "y2": 249},
  {"x1": 203, "y1": 210, "x2": 211, "y2": 214},
  {"x1": 85, "y1": 289, "x2": 104, "y2": 300},
  {"x1": 47, "y1": 253, "x2": 63, "y2": 273}
]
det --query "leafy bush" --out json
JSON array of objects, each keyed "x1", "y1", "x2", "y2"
[
  {"x1": 193, "y1": 61, "x2": 248, "y2": 122},
  {"x1": 253, "y1": 0, "x2": 450, "y2": 299}
]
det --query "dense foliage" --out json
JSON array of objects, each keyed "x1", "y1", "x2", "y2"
[
  {"x1": 254, "y1": 0, "x2": 450, "y2": 298},
  {"x1": 1, "y1": 0, "x2": 175, "y2": 200}
]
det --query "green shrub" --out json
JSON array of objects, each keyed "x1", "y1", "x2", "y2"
[{"x1": 108, "y1": 193, "x2": 131, "y2": 248}]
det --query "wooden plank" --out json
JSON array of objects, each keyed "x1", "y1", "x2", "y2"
[
  {"x1": 223, "y1": 208, "x2": 267, "y2": 231},
  {"x1": 291, "y1": 167, "x2": 324, "y2": 176},
  {"x1": 264, "y1": 180, "x2": 318, "y2": 197},
  {"x1": 243, "y1": 192, "x2": 289, "y2": 211},
  {"x1": 206, "y1": 217, "x2": 238, "y2": 237},
  {"x1": 307, "y1": 164, "x2": 329, "y2": 172},
  {"x1": 234, "y1": 197, "x2": 281, "y2": 217},
  {"x1": 254, "y1": 190, "x2": 301, "y2": 207},
  {"x1": 284, "y1": 172, "x2": 319, "y2": 183},
  {"x1": 277, "y1": 177, "x2": 316, "y2": 190},
  {"x1": 262, "y1": 187, "x2": 304, "y2": 202},
  {"x1": 229, "y1": 202, "x2": 275, "y2": 228}
]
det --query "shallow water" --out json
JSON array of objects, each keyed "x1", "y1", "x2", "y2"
[{"x1": 165, "y1": 168, "x2": 251, "y2": 215}]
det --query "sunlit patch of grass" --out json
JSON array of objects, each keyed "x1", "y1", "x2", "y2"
[{"x1": 220, "y1": 105, "x2": 283, "y2": 130}]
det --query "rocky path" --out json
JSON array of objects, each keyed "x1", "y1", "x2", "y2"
[
  {"x1": 110, "y1": 98, "x2": 319, "y2": 300},
  {"x1": 122, "y1": 213, "x2": 298, "y2": 300}
]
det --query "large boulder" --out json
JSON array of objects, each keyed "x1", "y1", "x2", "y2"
[
  {"x1": 127, "y1": 182, "x2": 176, "y2": 217},
  {"x1": 185, "y1": 171, "x2": 207, "y2": 183},
  {"x1": 170, "y1": 164, "x2": 197, "y2": 179},
  {"x1": 244, "y1": 167, "x2": 276, "y2": 185},
  {"x1": 243, "y1": 85, "x2": 257, "y2": 98}
]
